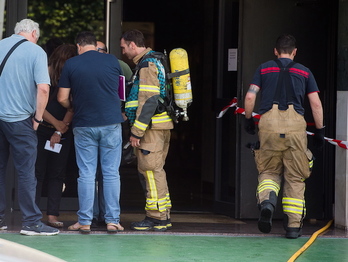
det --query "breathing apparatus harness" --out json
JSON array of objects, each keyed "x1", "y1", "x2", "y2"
[{"x1": 126, "y1": 51, "x2": 178, "y2": 124}]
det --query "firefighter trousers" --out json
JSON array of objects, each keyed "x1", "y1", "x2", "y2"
[
  {"x1": 254, "y1": 104, "x2": 313, "y2": 228},
  {"x1": 136, "y1": 129, "x2": 172, "y2": 221}
]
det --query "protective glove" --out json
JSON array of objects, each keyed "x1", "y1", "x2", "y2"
[
  {"x1": 244, "y1": 117, "x2": 256, "y2": 135},
  {"x1": 313, "y1": 127, "x2": 325, "y2": 150}
]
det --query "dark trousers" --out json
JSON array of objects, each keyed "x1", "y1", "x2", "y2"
[
  {"x1": 0, "y1": 117, "x2": 42, "y2": 226},
  {"x1": 35, "y1": 126, "x2": 73, "y2": 217}
]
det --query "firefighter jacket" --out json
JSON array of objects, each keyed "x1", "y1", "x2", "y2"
[{"x1": 126, "y1": 48, "x2": 174, "y2": 138}]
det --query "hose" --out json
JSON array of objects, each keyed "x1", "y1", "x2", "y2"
[{"x1": 287, "y1": 219, "x2": 333, "y2": 262}]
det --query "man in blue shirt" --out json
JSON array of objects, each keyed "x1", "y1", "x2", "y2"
[
  {"x1": 58, "y1": 31, "x2": 124, "y2": 233},
  {"x1": 0, "y1": 19, "x2": 59, "y2": 235}
]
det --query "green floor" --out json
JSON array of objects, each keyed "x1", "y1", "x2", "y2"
[{"x1": 0, "y1": 234, "x2": 347, "y2": 262}]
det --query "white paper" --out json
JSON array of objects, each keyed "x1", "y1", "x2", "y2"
[
  {"x1": 228, "y1": 48, "x2": 238, "y2": 71},
  {"x1": 44, "y1": 140, "x2": 62, "y2": 153}
]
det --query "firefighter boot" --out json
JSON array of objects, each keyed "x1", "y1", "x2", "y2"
[
  {"x1": 130, "y1": 216, "x2": 167, "y2": 232},
  {"x1": 166, "y1": 218, "x2": 172, "y2": 229},
  {"x1": 285, "y1": 227, "x2": 302, "y2": 239},
  {"x1": 258, "y1": 191, "x2": 277, "y2": 233},
  {"x1": 284, "y1": 214, "x2": 303, "y2": 239}
]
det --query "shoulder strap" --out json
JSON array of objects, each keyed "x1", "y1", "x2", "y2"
[
  {"x1": 0, "y1": 39, "x2": 28, "y2": 77},
  {"x1": 128, "y1": 51, "x2": 153, "y2": 86},
  {"x1": 273, "y1": 59, "x2": 296, "y2": 105}
]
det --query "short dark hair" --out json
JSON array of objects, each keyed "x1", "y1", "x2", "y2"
[
  {"x1": 76, "y1": 31, "x2": 97, "y2": 46},
  {"x1": 121, "y1": 29, "x2": 146, "y2": 47},
  {"x1": 275, "y1": 34, "x2": 296, "y2": 55}
]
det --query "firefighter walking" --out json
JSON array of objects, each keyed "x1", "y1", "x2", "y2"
[{"x1": 244, "y1": 34, "x2": 324, "y2": 239}]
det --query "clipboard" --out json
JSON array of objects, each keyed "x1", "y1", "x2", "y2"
[{"x1": 119, "y1": 75, "x2": 126, "y2": 101}]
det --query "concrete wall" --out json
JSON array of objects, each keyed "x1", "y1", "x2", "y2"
[{"x1": 335, "y1": 0, "x2": 348, "y2": 230}]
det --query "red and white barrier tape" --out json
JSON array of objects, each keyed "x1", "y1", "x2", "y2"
[
  {"x1": 217, "y1": 97, "x2": 348, "y2": 150},
  {"x1": 217, "y1": 97, "x2": 239, "y2": 118}
]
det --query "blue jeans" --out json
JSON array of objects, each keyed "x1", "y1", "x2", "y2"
[
  {"x1": 0, "y1": 117, "x2": 42, "y2": 226},
  {"x1": 73, "y1": 124, "x2": 122, "y2": 225}
]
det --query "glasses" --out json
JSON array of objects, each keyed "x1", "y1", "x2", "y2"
[{"x1": 97, "y1": 47, "x2": 107, "y2": 53}]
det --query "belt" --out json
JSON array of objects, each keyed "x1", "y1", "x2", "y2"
[{"x1": 39, "y1": 122, "x2": 55, "y2": 129}]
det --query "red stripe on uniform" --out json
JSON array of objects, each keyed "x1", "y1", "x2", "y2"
[
  {"x1": 289, "y1": 68, "x2": 309, "y2": 78},
  {"x1": 261, "y1": 67, "x2": 280, "y2": 74}
]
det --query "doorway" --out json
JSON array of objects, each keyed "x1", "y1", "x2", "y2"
[
  {"x1": 214, "y1": 0, "x2": 240, "y2": 217},
  {"x1": 4, "y1": 0, "x2": 337, "y2": 220},
  {"x1": 237, "y1": 0, "x2": 337, "y2": 219}
]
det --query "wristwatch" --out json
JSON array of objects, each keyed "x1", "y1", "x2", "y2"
[
  {"x1": 55, "y1": 131, "x2": 62, "y2": 137},
  {"x1": 33, "y1": 117, "x2": 43, "y2": 123}
]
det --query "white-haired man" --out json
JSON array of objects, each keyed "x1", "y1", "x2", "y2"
[{"x1": 0, "y1": 19, "x2": 59, "y2": 235}]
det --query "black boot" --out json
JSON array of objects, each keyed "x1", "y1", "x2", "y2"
[
  {"x1": 258, "y1": 202, "x2": 274, "y2": 233},
  {"x1": 130, "y1": 216, "x2": 167, "y2": 232},
  {"x1": 285, "y1": 227, "x2": 302, "y2": 239},
  {"x1": 258, "y1": 191, "x2": 277, "y2": 233}
]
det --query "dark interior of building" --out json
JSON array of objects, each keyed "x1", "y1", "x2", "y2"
[{"x1": 4, "y1": 0, "x2": 338, "y2": 221}]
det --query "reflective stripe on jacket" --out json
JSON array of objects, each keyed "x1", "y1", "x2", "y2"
[{"x1": 126, "y1": 48, "x2": 173, "y2": 138}]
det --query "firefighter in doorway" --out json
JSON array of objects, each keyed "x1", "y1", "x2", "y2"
[
  {"x1": 120, "y1": 29, "x2": 174, "y2": 231},
  {"x1": 243, "y1": 34, "x2": 324, "y2": 239}
]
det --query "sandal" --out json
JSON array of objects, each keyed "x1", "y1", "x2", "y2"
[
  {"x1": 107, "y1": 223, "x2": 124, "y2": 233},
  {"x1": 68, "y1": 222, "x2": 91, "y2": 233},
  {"x1": 47, "y1": 221, "x2": 64, "y2": 228}
]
